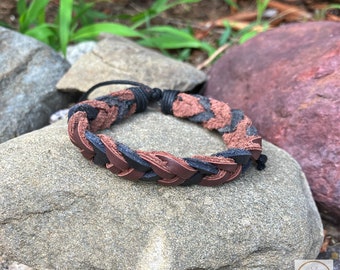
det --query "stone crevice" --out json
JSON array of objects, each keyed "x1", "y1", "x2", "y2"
[
  {"x1": 0, "y1": 47, "x2": 42, "y2": 88},
  {"x1": 0, "y1": 192, "x2": 93, "y2": 225}
]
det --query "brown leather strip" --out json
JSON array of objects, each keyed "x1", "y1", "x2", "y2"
[
  {"x1": 193, "y1": 156, "x2": 238, "y2": 172},
  {"x1": 252, "y1": 137, "x2": 262, "y2": 146},
  {"x1": 68, "y1": 112, "x2": 81, "y2": 147},
  {"x1": 222, "y1": 116, "x2": 252, "y2": 148},
  {"x1": 100, "y1": 135, "x2": 129, "y2": 171},
  {"x1": 109, "y1": 90, "x2": 137, "y2": 119},
  {"x1": 155, "y1": 152, "x2": 197, "y2": 179},
  {"x1": 137, "y1": 151, "x2": 175, "y2": 179},
  {"x1": 202, "y1": 99, "x2": 232, "y2": 130},
  {"x1": 250, "y1": 150, "x2": 262, "y2": 160},
  {"x1": 118, "y1": 168, "x2": 144, "y2": 181},
  {"x1": 200, "y1": 169, "x2": 233, "y2": 186},
  {"x1": 172, "y1": 93, "x2": 205, "y2": 118},
  {"x1": 79, "y1": 100, "x2": 116, "y2": 132},
  {"x1": 79, "y1": 89, "x2": 137, "y2": 133},
  {"x1": 68, "y1": 111, "x2": 86, "y2": 146},
  {"x1": 68, "y1": 112, "x2": 94, "y2": 159},
  {"x1": 226, "y1": 164, "x2": 243, "y2": 182},
  {"x1": 222, "y1": 116, "x2": 262, "y2": 156},
  {"x1": 79, "y1": 149, "x2": 94, "y2": 160},
  {"x1": 248, "y1": 137, "x2": 263, "y2": 159},
  {"x1": 157, "y1": 176, "x2": 186, "y2": 186},
  {"x1": 106, "y1": 163, "x2": 121, "y2": 174}
]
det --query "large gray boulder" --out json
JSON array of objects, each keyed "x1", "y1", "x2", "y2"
[
  {"x1": 0, "y1": 27, "x2": 72, "y2": 143},
  {"x1": 56, "y1": 35, "x2": 207, "y2": 98},
  {"x1": 0, "y1": 109, "x2": 323, "y2": 269}
]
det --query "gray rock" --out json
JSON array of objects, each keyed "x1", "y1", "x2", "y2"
[
  {"x1": 0, "y1": 109, "x2": 323, "y2": 270},
  {"x1": 8, "y1": 262, "x2": 32, "y2": 270},
  {"x1": 56, "y1": 35, "x2": 206, "y2": 98},
  {"x1": 0, "y1": 27, "x2": 72, "y2": 143},
  {"x1": 65, "y1": 41, "x2": 97, "y2": 65},
  {"x1": 49, "y1": 108, "x2": 70, "y2": 124}
]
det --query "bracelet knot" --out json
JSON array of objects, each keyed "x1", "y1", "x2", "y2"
[{"x1": 131, "y1": 86, "x2": 163, "y2": 113}]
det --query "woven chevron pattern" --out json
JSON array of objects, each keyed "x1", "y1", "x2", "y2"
[{"x1": 68, "y1": 80, "x2": 267, "y2": 186}]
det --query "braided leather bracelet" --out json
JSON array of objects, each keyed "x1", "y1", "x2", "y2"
[{"x1": 68, "y1": 80, "x2": 267, "y2": 186}]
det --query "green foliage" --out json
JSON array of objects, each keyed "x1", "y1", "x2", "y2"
[
  {"x1": 223, "y1": 0, "x2": 238, "y2": 10},
  {"x1": 72, "y1": 0, "x2": 108, "y2": 26},
  {"x1": 59, "y1": 0, "x2": 73, "y2": 55},
  {"x1": 8, "y1": 0, "x2": 272, "y2": 61},
  {"x1": 16, "y1": 0, "x2": 143, "y2": 56},
  {"x1": 221, "y1": 0, "x2": 269, "y2": 46},
  {"x1": 218, "y1": 21, "x2": 232, "y2": 47},
  {"x1": 314, "y1": 4, "x2": 340, "y2": 20},
  {"x1": 131, "y1": 0, "x2": 200, "y2": 29},
  {"x1": 17, "y1": 0, "x2": 49, "y2": 33},
  {"x1": 238, "y1": 30, "x2": 259, "y2": 44},
  {"x1": 140, "y1": 26, "x2": 214, "y2": 55},
  {"x1": 71, "y1": 23, "x2": 143, "y2": 41},
  {"x1": 217, "y1": 1, "x2": 271, "y2": 48},
  {"x1": 256, "y1": 0, "x2": 270, "y2": 24},
  {"x1": 12, "y1": 0, "x2": 211, "y2": 58}
]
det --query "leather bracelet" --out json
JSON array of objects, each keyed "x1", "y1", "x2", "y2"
[{"x1": 68, "y1": 80, "x2": 267, "y2": 186}]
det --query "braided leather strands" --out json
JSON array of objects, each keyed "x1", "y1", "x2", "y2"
[{"x1": 68, "y1": 80, "x2": 267, "y2": 186}]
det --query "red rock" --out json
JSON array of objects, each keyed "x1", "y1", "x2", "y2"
[{"x1": 205, "y1": 22, "x2": 340, "y2": 221}]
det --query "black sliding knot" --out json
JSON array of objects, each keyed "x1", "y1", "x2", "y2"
[
  {"x1": 130, "y1": 86, "x2": 163, "y2": 113},
  {"x1": 161, "y1": 90, "x2": 180, "y2": 115},
  {"x1": 150, "y1": 88, "x2": 163, "y2": 102},
  {"x1": 256, "y1": 154, "x2": 267, "y2": 170},
  {"x1": 130, "y1": 87, "x2": 149, "y2": 113}
]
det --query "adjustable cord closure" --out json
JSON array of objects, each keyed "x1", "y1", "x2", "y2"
[{"x1": 68, "y1": 80, "x2": 267, "y2": 186}]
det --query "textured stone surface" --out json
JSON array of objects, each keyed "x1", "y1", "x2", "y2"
[
  {"x1": 56, "y1": 35, "x2": 206, "y2": 98},
  {"x1": 65, "y1": 41, "x2": 96, "y2": 65},
  {"x1": 205, "y1": 21, "x2": 340, "y2": 221},
  {"x1": 0, "y1": 110, "x2": 323, "y2": 270},
  {"x1": 0, "y1": 27, "x2": 72, "y2": 143}
]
